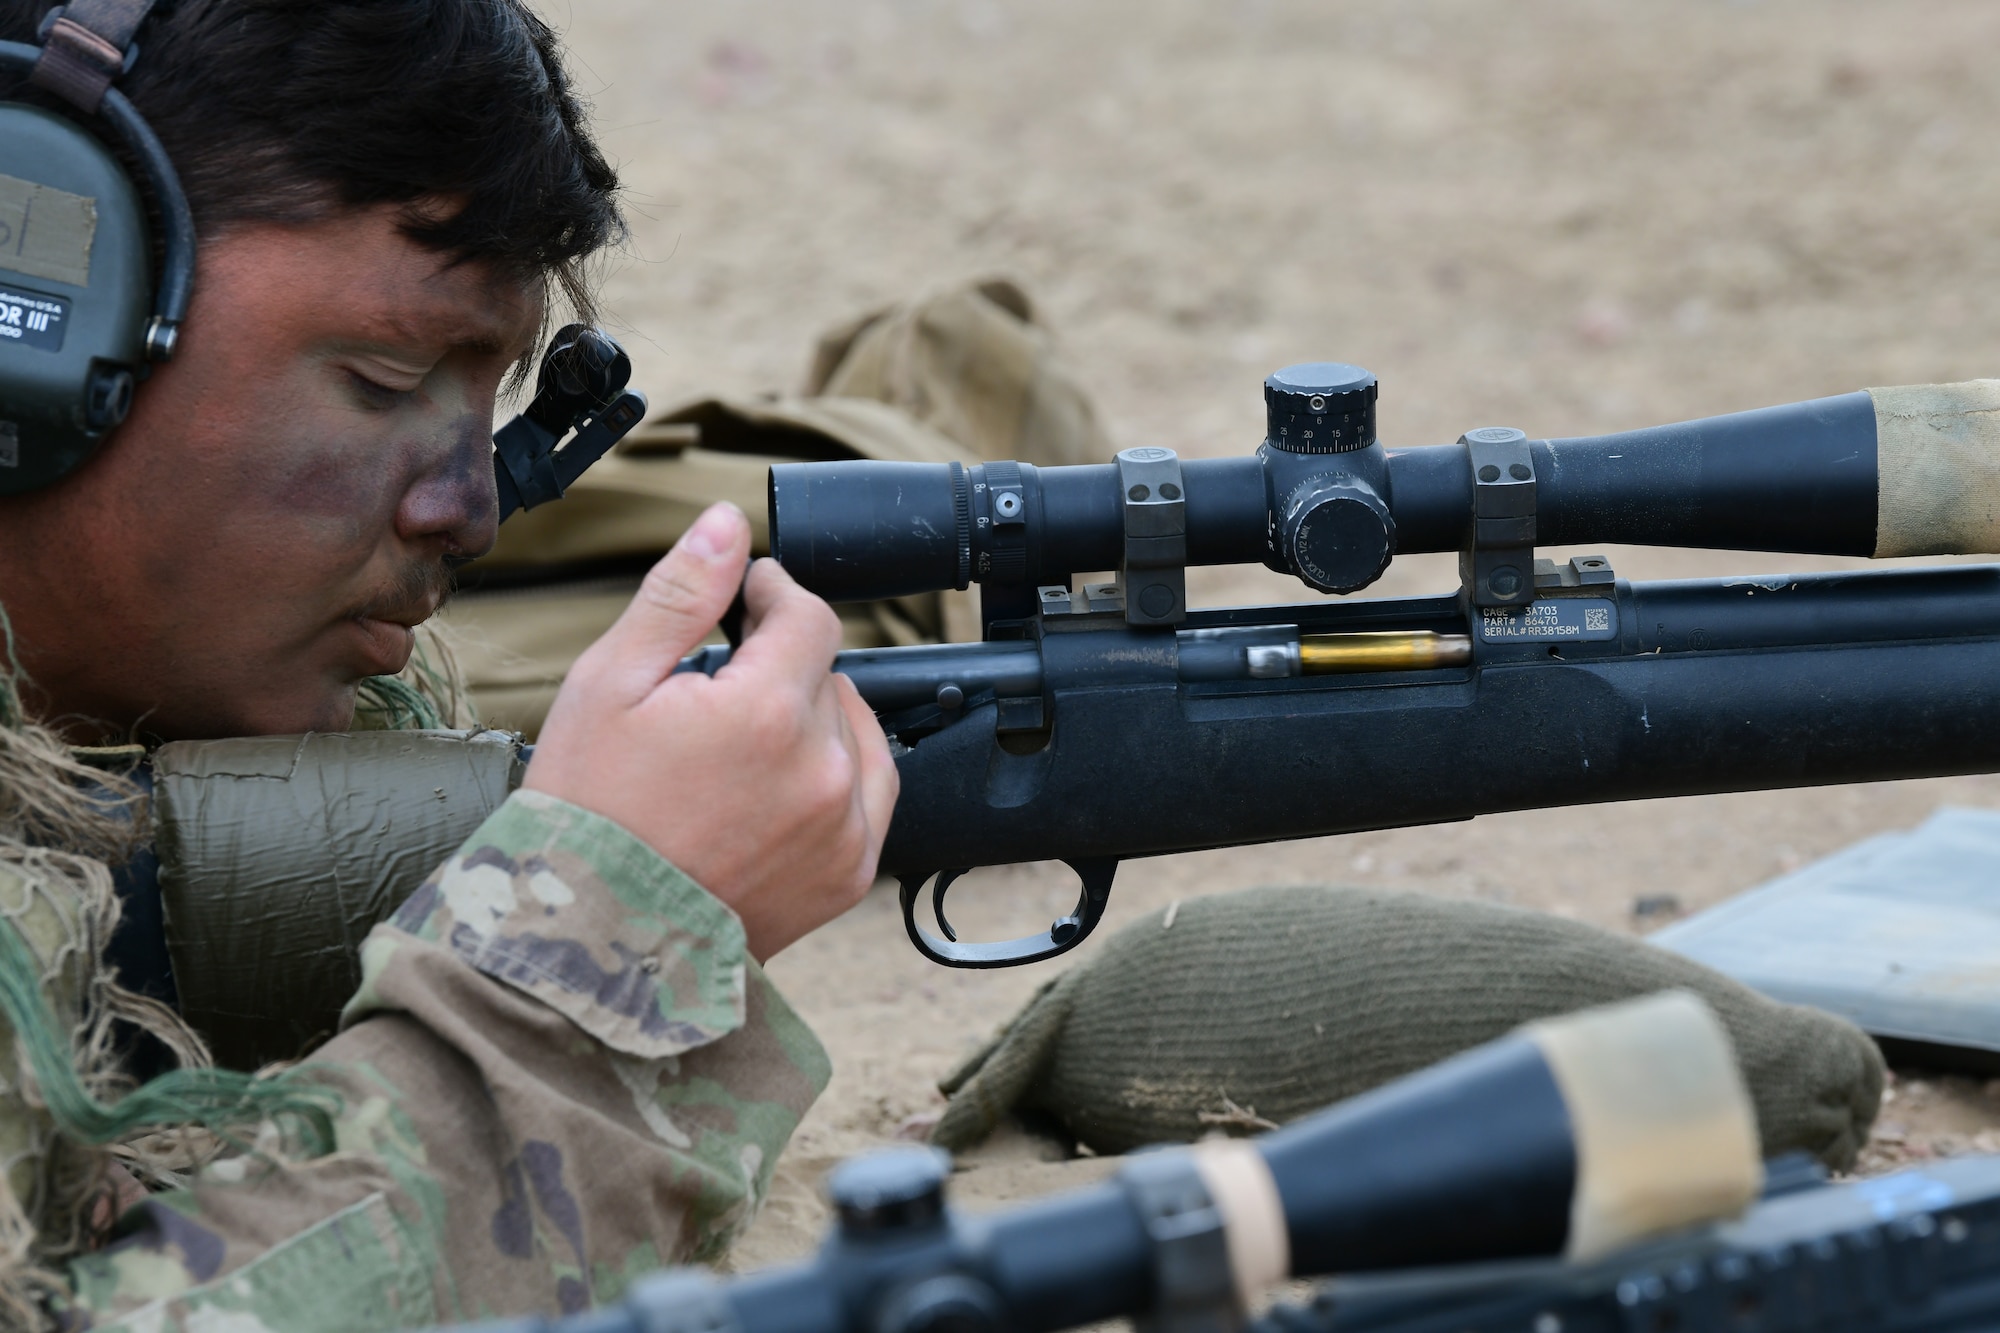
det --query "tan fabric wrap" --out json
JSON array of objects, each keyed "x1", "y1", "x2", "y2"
[
  {"x1": 1870, "y1": 379, "x2": 2000, "y2": 557},
  {"x1": 152, "y1": 729, "x2": 523, "y2": 1070},
  {"x1": 1190, "y1": 1138, "x2": 1290, "y2": 1308},
  {"x1": 1524, "y1": 990, "x2": 1760, "y2": 1262},
  {"x1": 806, "y1": 277, "x2": 1114, "y2": 468}
]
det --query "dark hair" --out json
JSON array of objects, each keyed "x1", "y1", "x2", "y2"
[{"x1": 1, "y1": 0, "x2": 622, "y2": 318}]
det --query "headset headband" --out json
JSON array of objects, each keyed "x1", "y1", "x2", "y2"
[{"x1": 31, "y1": 0, "x2": 153, "y2": 110}]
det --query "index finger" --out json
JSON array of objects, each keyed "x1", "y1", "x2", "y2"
[{"x1": 832, "y1": 671, "x2": 900, "y2": 849}]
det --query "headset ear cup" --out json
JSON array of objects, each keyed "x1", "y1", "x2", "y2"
[
  {"x1": 4, "y1": 5, "x2": 192, "y2": 492},
  {"x1": 0, "y1": 98, "x2": 156, "y2": 491}
]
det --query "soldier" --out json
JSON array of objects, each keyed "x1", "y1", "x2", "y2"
[{"x1": 0, "y1": 1, "x2": 895, "y2": 1328}]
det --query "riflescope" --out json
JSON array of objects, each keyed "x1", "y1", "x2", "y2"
[
  {"x1": 769, "y1": 362, "x2": 1882, "y2": 618},
  {"x1": 451, "y1": 992, "x2": 1760, "y2": 1333}
]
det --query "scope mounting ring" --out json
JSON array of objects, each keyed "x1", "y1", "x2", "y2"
[
  {"x1": 1458, "y1": 427, "x2": 1538, "y2": 609},
  {"x1": 1116, "y1": 447, "x2": 1189, "y2": 627}
]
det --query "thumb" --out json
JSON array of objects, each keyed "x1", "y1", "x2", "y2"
[{"x1": 593, "y1": 502, "x2": 751, "y2": 687}]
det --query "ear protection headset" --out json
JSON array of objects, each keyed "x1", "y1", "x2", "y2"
[{"x1": 0, "y1": 0, "x2": 190, "y2": 495}]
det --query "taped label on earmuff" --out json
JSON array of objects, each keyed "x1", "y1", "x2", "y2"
[
  {"x1": 0, "y1": 285, "x2": 67, "y2": 354},
  {"x1": 0, "y1": 173, "x2": 98, "y2": 289}
]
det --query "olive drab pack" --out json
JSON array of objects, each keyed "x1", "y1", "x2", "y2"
[{"x1": 443, "y1": 278, "x2": 1113, "y2": 737}]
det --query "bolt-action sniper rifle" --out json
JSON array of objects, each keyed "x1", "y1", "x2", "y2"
[{"x1": 672, "y1": 365, "x2": 2000, "y2": 967}]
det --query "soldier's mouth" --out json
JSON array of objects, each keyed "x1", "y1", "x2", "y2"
[
  {"x1": 348, "y1": 614, "x2": 420, "y2": 677},
  {"x1": 344, "y1": 561, "x2": 451, "y2": 676}
]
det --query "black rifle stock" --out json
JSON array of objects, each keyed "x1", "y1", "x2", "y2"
[{"x1": 673, "y1": 365, "x2": 2000, "y2": 966}]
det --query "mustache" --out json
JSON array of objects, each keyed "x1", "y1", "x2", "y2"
[{"x1": 353, "y1": 558, "x2": 457, "y2": 626}]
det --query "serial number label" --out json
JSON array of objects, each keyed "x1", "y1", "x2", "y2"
[
  {"x1": 1479, "y1": 598, "x2": 1618, "y2": 643},
  {"x1": 0, "y1": 285, "x2": 69, "y2": 353}
]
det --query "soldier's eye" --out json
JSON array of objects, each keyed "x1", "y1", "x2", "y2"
[{"x1": 347, "y1": 370, "x2": 417, "y2": 409}]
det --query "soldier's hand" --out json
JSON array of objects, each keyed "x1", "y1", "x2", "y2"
[{"x1": 523, "y1": 502, "x2": 899, "y2": 960}]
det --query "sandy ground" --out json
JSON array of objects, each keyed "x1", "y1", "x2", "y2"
[{"x1": 533, "y1": 0, "x2": 2000, "y2": 1267}]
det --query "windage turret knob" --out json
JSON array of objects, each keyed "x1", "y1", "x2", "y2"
[
  {"x1": 1264, "y1": 362, "x2": 1378, "y2": 454},
  {"x1": 828, "y1": 1147, "x2": 951, "y2": 1239}
]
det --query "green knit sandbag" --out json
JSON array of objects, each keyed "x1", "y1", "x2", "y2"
[{"x1": 933, "y1": 887, "x2": 1884, "y2": 1170}]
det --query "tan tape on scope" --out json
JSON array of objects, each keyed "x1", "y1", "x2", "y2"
[
  {"x1": 1524, "y1": 989, "x2": 1761, "y2": 1262},
  {"x1": 1190, "y1": 1138, "x2": 1290, "y2": 1310},
  {"x1": 1871, "y1": 379, "x2": 2000, "y2": 557}
]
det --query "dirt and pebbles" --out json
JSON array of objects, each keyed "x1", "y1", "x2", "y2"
[{"x1": 538, "y1": 0, "x2": 2000, "y2": 1264}]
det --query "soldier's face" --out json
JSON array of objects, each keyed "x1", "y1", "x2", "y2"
[{"x1": 0, "y1": 205, "x2": 543, "y2": 740}]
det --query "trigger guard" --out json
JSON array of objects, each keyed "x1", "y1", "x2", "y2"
[{"x1": 896, "y1": 859, "x2": 1118, "y2": 969}]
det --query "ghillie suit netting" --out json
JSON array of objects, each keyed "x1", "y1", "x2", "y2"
[
  {"x1": 354, "y1": 620, "x2": 480, "y2": 732},
  {"x1": 0, "y1": 615, "x2": 337, "y2": 1330}
]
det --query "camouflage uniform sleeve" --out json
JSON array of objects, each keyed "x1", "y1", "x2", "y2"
[{"x1": 61, "y1": 789, "x2": 831, "y2": 1331}]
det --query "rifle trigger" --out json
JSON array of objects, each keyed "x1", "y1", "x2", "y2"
[
  {"x1": 1057, "y1": 857, "x2": 1118, "y2": 950},
  {"x1": 931, "y1": 868, "x2": 969, "y2": 943}
]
